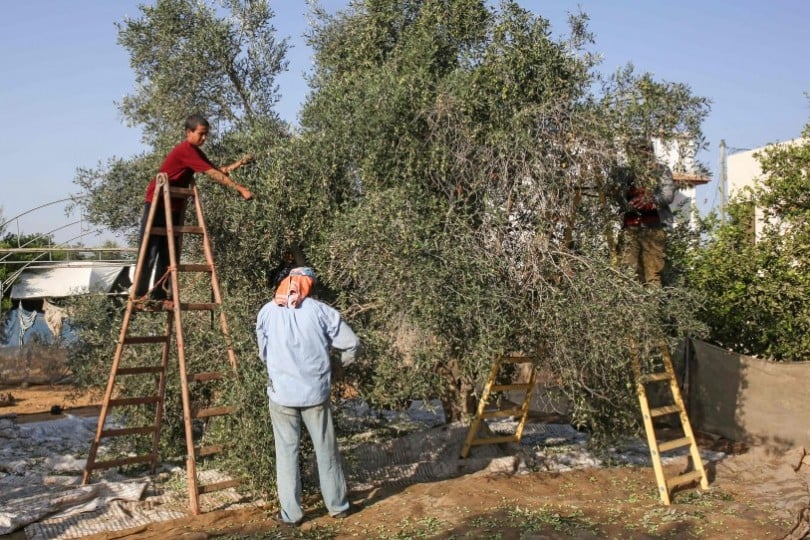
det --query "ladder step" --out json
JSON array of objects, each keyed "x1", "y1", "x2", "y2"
[
  {"x1": 150, "y1": 226, "x2": 205, "y2": 236},
  {"x1": 658, "y1": 437, "x2": 693, "y2": 453},
  {"x1": 168, "y1": 186, "x2": 195, "y2": 197},
  {"x1": 469, "y1": 435, "x2": 520, "y2": 446},
  {"x1": 109, "y1": 396, "x2": 161, "y2": 407},
  {"x1": 198, "y1": 479, "x2": 240, "y2": 494},
  {"x1": 122, "y1": 336, "x2": 169, "y2": 345},
  {"x1": 666, "y1": 470, "x2": 704, "y2": 490},
  {"x1": 193, "y1": 406, "x2": 234, "y2": 419},
  {"x1": 480, "y1": 408, "x2": 523, "y2": 419},
  {"x1": 177, "y1": 264, "x2": 212, "y2": 272},
  {"x1": 116, "y1": 366, "x2": 164, "y2": 376},
  {"x1": 491, "y1": 383, "x2": 534, "y2": 392},
  {"x1": 650, "y1": 404, "x2": 681, "y2": 418},
  {"x1": 639, "y1": 372, "x2": 674, "y2": 383},
  {"x1": 191, "y1": 371, "x2": 226, "y2": 382},
  {"x1": 195, "y1": 444, "x2": 224, "y2": 458},
  {"x1": 100, "y1": 426, "x2": 158, "y2": 438},
  {"x1": 90, "y1": 454, "x2": 153, "y2": 471}
]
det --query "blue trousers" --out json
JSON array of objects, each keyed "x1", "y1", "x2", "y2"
[{"x1": 267, "y1": 399, "x2": 350, "y2": 523}]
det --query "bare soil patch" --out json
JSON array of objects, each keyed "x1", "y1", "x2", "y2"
[{"x1": 0, "y1": 383, "x2": 100, "y2": 419}]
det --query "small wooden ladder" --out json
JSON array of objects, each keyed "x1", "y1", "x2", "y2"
[
  {"x1": 631, "y1": 339, "x2": 709, "y2": 505},
  {"x1": 82, "y1": 173, "x2": 239, "y2": 515},
  {"x1": 460, "y1": 354, "x2": 536, "y2": 458}
]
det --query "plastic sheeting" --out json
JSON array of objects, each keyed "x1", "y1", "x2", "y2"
[{"x1": 10, "y1": 264, "x2": 128, "y2": 299}]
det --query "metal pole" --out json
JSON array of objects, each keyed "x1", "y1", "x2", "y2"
[{"x1": 718, "y1": 139, "x2": 728, "y2": 223}]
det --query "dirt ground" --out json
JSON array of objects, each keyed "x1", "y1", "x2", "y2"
[
  {"x1": 0, "y1": 383, "x2": 101, "y2": 420},
  {"x1": 0, "y1": 384, "x2": 800, "y2": 539}
]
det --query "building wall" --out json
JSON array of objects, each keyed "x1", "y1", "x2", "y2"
[
  {"x1": 653, "y1": 137, "x2": 708, "y2": 228},
  {"x1": 726, "y1": 138, "x2": 804, "y2": 240}
]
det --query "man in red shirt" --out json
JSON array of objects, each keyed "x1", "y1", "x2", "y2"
[{"x1": 133, "y1": 114, "x2": 253, "y2": 303}]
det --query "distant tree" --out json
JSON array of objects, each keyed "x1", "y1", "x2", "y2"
[{"x1": 687, "y1": 118, "x2": 810, "y2": 361}]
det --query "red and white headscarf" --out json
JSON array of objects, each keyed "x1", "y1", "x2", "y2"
[{"x1": 274, "y1": 267, "x2": 316, "y2": 308}]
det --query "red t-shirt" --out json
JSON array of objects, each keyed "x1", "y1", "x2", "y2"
[{"x1": 144, "y1": 140, "x2": 215, "y2": 210}]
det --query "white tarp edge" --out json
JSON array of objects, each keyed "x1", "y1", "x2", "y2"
[{"x1": 10, "y1": 264, "x2": 127, "y2": 299}]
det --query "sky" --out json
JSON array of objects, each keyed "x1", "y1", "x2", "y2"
[{"x1": 1, "y1": 0, "x2": 808, "y2": 246}]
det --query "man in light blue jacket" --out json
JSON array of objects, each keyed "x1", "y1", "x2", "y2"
[{"x1": 256, "y1": 267, "x2": 359, "y2": 526}]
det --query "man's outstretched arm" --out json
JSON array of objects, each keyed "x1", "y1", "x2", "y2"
[{"x1": 203, "y1": 155, "x2": 254, "y2": 199}]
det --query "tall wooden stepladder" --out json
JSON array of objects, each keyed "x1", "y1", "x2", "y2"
[
  {"x1": 82, "y1": 173, "x2": 239, "y2": 515},
  {"x1": 631, "y1": 339, "x2": 709, "y2": 505}
]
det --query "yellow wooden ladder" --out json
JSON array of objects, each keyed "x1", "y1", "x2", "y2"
[
  {"x1": 631, "y1": 339, "x2": 709, "y2": 505},
  {"x1": 82, "y1": 173, "x2": 239, "y2": 515},
  {"x1": 460, "y1": 354, "x2": 536, "y2": 458}
]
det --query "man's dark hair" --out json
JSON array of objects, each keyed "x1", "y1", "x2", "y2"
[{"x1": 184, "y1": 115, "x2": 210, "y2": 131}]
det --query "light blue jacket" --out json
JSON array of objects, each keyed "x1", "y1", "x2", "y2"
[{"x1": 256, "y1": 298, "x2": 359, "y2": 407}]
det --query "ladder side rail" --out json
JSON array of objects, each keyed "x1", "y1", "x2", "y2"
[
  {"x1": 82, "y1": 305, "x2": 136, "y2": 484},
  {"x1": 83, "y1": 196, "x2": 164, "y2": 485},
  {"x1": 659, "y1": 342, "x2": 709, "y2": 489},
  {"x1": 514, "y1": 364, "x2": 537, "y2": 442},
  {"x1": 460, "y1": 357, "x2": 502, "y2": 458},
  {"x1": 159, "y1": 176, "x2": 202, "y2": 515},
  {"x1": 630, "y1": 340, "x2": 671, "y2": 505},
  {"x1": 149, "y1": 311, "x2": 174, "y2": 474},
  {"x1": 191, "y1": 183, "x2": 237, "y2": 370},
  {"x1": 129, "y1": 180, "x2": 164, "y2": 300}
]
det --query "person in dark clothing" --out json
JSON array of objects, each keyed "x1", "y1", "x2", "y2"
[{"x1": 617, "y1": 139, "x2": 675, "y2": 286}]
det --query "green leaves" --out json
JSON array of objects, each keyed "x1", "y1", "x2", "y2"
[{"x1": 685, "y1": 123, "x2": 810, "y2": 362}]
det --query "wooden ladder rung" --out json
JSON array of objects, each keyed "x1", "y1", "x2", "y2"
[
  {"x1": 491, "y1": 383, "x2": 534, "y2": 392},
  {"x1": 469, "y1": 434, "x2": 520, "y2": 446},
  {"x1": 639, "y1": 372, "x2": 673, "y2": 383},
  {"x1": 650, "y1": 404, "x2": 681, "y2": 418},
  {"x1": 191, "y1": 371, "x2": 226, "y2": 382},
  {"x1": 168, "y1": 187, "x2": 195, "y2": 197},
  {"x1": 116, "y1": 366, "x2": 164, "y2": 376},
  {"x1": 109, "y1": 396, "x2": 161, "y2": 407},
  {"x1": 193, "y1": 406, "x2": 234, "y2": 419},
  {"x1": 480, "y1": 408, "x2": 522, "y2": 419},
  {"x1": 177, "y1": 264, "x2": 212, "y2": 272},
  {"x1": 122, "y1": 336, "x2": 169, "y2": 345},
  {"x1": 198, "y1": 479, "x2": 240, "y2": 494},
  {"x1": 195, "y1": 444, "x2": 224, "y2": 458},
  {"x1": 100, "y1": 426, "x2": 158, "y2": 438},
  {"x1": 150, "y1": 226, "x2": 205, "y2": 236},
  {"x1": 666, "y1": 470, "x2": 704, "y2": 490},
  {"x1": 90, "y1": 454, "x2": 153, "y2": 470},
  {"x1": 658, "y1": 437, "x2": 693, "y2": 453}
]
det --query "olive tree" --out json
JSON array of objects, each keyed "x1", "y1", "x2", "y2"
[{"x1": 291, "y1": 0, "x2": 710, "y2": 436}]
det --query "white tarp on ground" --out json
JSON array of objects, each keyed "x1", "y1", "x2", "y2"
[{"x1": 10, "y1": 264, "x2": 128, "y2": 299}]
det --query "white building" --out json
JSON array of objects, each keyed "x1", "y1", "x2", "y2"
[
  {"x1": 726, "y1": 137, "x2": 804, "y2": 240},
  {"x1": 653, "y1": 137, "x2": 710, "y2": 227}
]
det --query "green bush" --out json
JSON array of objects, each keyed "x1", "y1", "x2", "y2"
[{"x1": 686, "y1": 122, "x2": 810, "y2": 361}]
